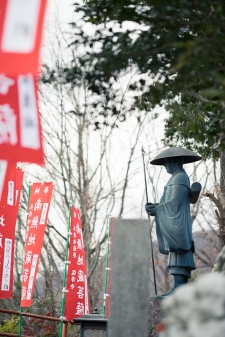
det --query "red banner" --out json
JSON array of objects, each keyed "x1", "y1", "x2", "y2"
[
  {"x1": 64, "y1": 206, "x2": 90, "y2": 320},
  {"x1": 20, "y1": 182, "x2": 53, "y2": 307},
  {"x1": 0, "y1": 0, "x2": 48, "y2": 75},
  {"x1": 0, "y1": 163, "x2": 24, "y2": 298},
  {"x1": 0, "y1": 160, "x2": 8, "y2": 203},
  {"x1": 0, "y1": 74, "x2": 44, "y2": 164}
]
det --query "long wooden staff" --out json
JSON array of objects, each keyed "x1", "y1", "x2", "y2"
[{"x1": 141, "y1": 147, "x2": 157, "y2": 295}]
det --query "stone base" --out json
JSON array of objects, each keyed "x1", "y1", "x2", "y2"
[{"x1": 148, "y1": 297, "x2": 164, "y2": 337}]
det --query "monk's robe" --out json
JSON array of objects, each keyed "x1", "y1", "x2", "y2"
[{"x1": 155, "y1": 168, "x2": 195, "y2": 278}]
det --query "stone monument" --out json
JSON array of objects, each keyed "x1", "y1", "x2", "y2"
[{"x1": 107, "y1": 219, "x2": 150, "y2": 337}]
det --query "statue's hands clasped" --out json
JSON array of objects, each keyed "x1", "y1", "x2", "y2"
[{"x1": 145, "y1": 203, "x2": 158, "y2": 216}]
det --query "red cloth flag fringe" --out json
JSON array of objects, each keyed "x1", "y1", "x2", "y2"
[
  {"x1": 20, "y1": 182, "x2": 53, "y2": 307},
  {"x1": 0, "y1": 162, "x2": 24, "y2": 298},
  {"x1": 0, "y1": 0, "x2": 48, "y2": 75},
  {"x1": 64, "y1": 206, "x2": 91, "y2": 320}
]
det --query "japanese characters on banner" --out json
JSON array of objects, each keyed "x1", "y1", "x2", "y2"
[
  {"x1": 0, "y1": 74, "x2": 44, "y2": 164},
  {"x1": 0, "y1": 160, "x2": 7, "y2": 202},
  {"x1": 20, "y1": 182, "x2": 53, "y2": 307},
  {"x1": 0, "y1": 0, "x2": 48, "y2": 164},
  {"x1": 64, "y1": 206, "x2": 90, "y2": 320},
  {"x1": 0, "y1": 0, "x2": 48, "y2": 74},
  {"x1": 0, "y1": 163, "x2": 24, "y2": 298}
]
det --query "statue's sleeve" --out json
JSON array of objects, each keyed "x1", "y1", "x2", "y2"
[
  {"x1": 161, "y1": 184, "x2": 188, "y2": 214},
  {"x1": 155, "y1": 182, "x2": 192, "y2": 253}
]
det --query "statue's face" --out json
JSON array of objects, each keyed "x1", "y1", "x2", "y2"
[{"x1": 164, "y1": 158, "x2": 180, "y2": 174}]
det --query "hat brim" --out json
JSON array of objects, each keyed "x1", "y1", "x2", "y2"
[{"x1": 150, "y1": 155, "x2": 202, "y2": 165}]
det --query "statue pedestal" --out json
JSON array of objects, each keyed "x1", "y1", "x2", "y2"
[{"x1": 148, "y1": 297, "x2": 164, "y2": 337}]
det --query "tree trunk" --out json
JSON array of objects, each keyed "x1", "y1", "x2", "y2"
[{"x1": 216, "y1": 149, "x2": 225, "y2": 246}]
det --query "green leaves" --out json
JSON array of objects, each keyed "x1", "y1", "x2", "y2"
[
  {"x1": 69, "y1": 1, "x2": 225, "y2": 157},
  {"x1": 164, "y1": 97, "x2": 225, "y2": 159},
  {"x1": 0, "y1": 316, "x2": 19, "y2": 334}
]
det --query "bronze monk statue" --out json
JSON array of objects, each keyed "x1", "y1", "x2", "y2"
[{"x1": 145, "y1": 147, "x2": 202, "y2": 296}]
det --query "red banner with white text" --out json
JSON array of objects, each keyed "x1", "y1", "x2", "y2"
[
  {"x1": 0, "y1": 160, "x2": 8, "y2": 203},
  {"x1": 64, "y1": 206, "x2": 90, "y2": 320},
  {"x1": 0, "y1": 0, "x2": 48, "y2": 75},
  {"x1": 0, "y1": 163, "x2": 24, "y2": 298},
  {"x1": 20, "y1": 182, "x2": 53, "y2": 307},
  {"x1": 0, "y1": 74, "x2": 44, "y2": 164}
]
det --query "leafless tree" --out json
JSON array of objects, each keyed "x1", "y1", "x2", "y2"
[{"x1": 0, "y1": 3, "x2": 222, "y2": 320}]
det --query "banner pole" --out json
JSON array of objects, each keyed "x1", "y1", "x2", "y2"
[
  {"x1": 18, "y1": 183, "x2": 31, "y2": 337},
  {"x1": 141, "y1": 147, "x2": 157, "y2": 295},
  {"x1": 102, "y1": 215, "x2": 111, "y2": 315},
  {"x1": 18, "y1": 307, "x2": 23, "y2": 337},
  {"x1": 59, "y1": 204, "x2": 72, "y2": 337}
]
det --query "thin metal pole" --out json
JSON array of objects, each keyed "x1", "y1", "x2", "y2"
[
  {"x1": 0, "y1": 307, "x2": 68, "y2": 322},
  {"x1": 141, "y1": 147, "x2": 157, "y2": 295},
  {"x1": 18, "y1": 183, "x2": 32, "y2": 337},
  {"x1": 59, "y1": 204, "x2": 72, "y2": 337},
  {"x1": 18, "y1": 307, "x2": 23, "y2": 337},
  {"x1": 62, "y1": 322, "x2": 68, "y2": 337},
  {"x1": 102, "y1": 215, "x2": 111, "y2": 315}
]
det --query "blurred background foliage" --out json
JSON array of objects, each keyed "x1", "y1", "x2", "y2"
[{"x1": 60, "y1": 0, "x2": 225, "y2": 159}]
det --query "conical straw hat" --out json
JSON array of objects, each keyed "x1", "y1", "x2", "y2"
[{"x1": 150, "y1": 147, "x2": 202, "y2": 165}]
